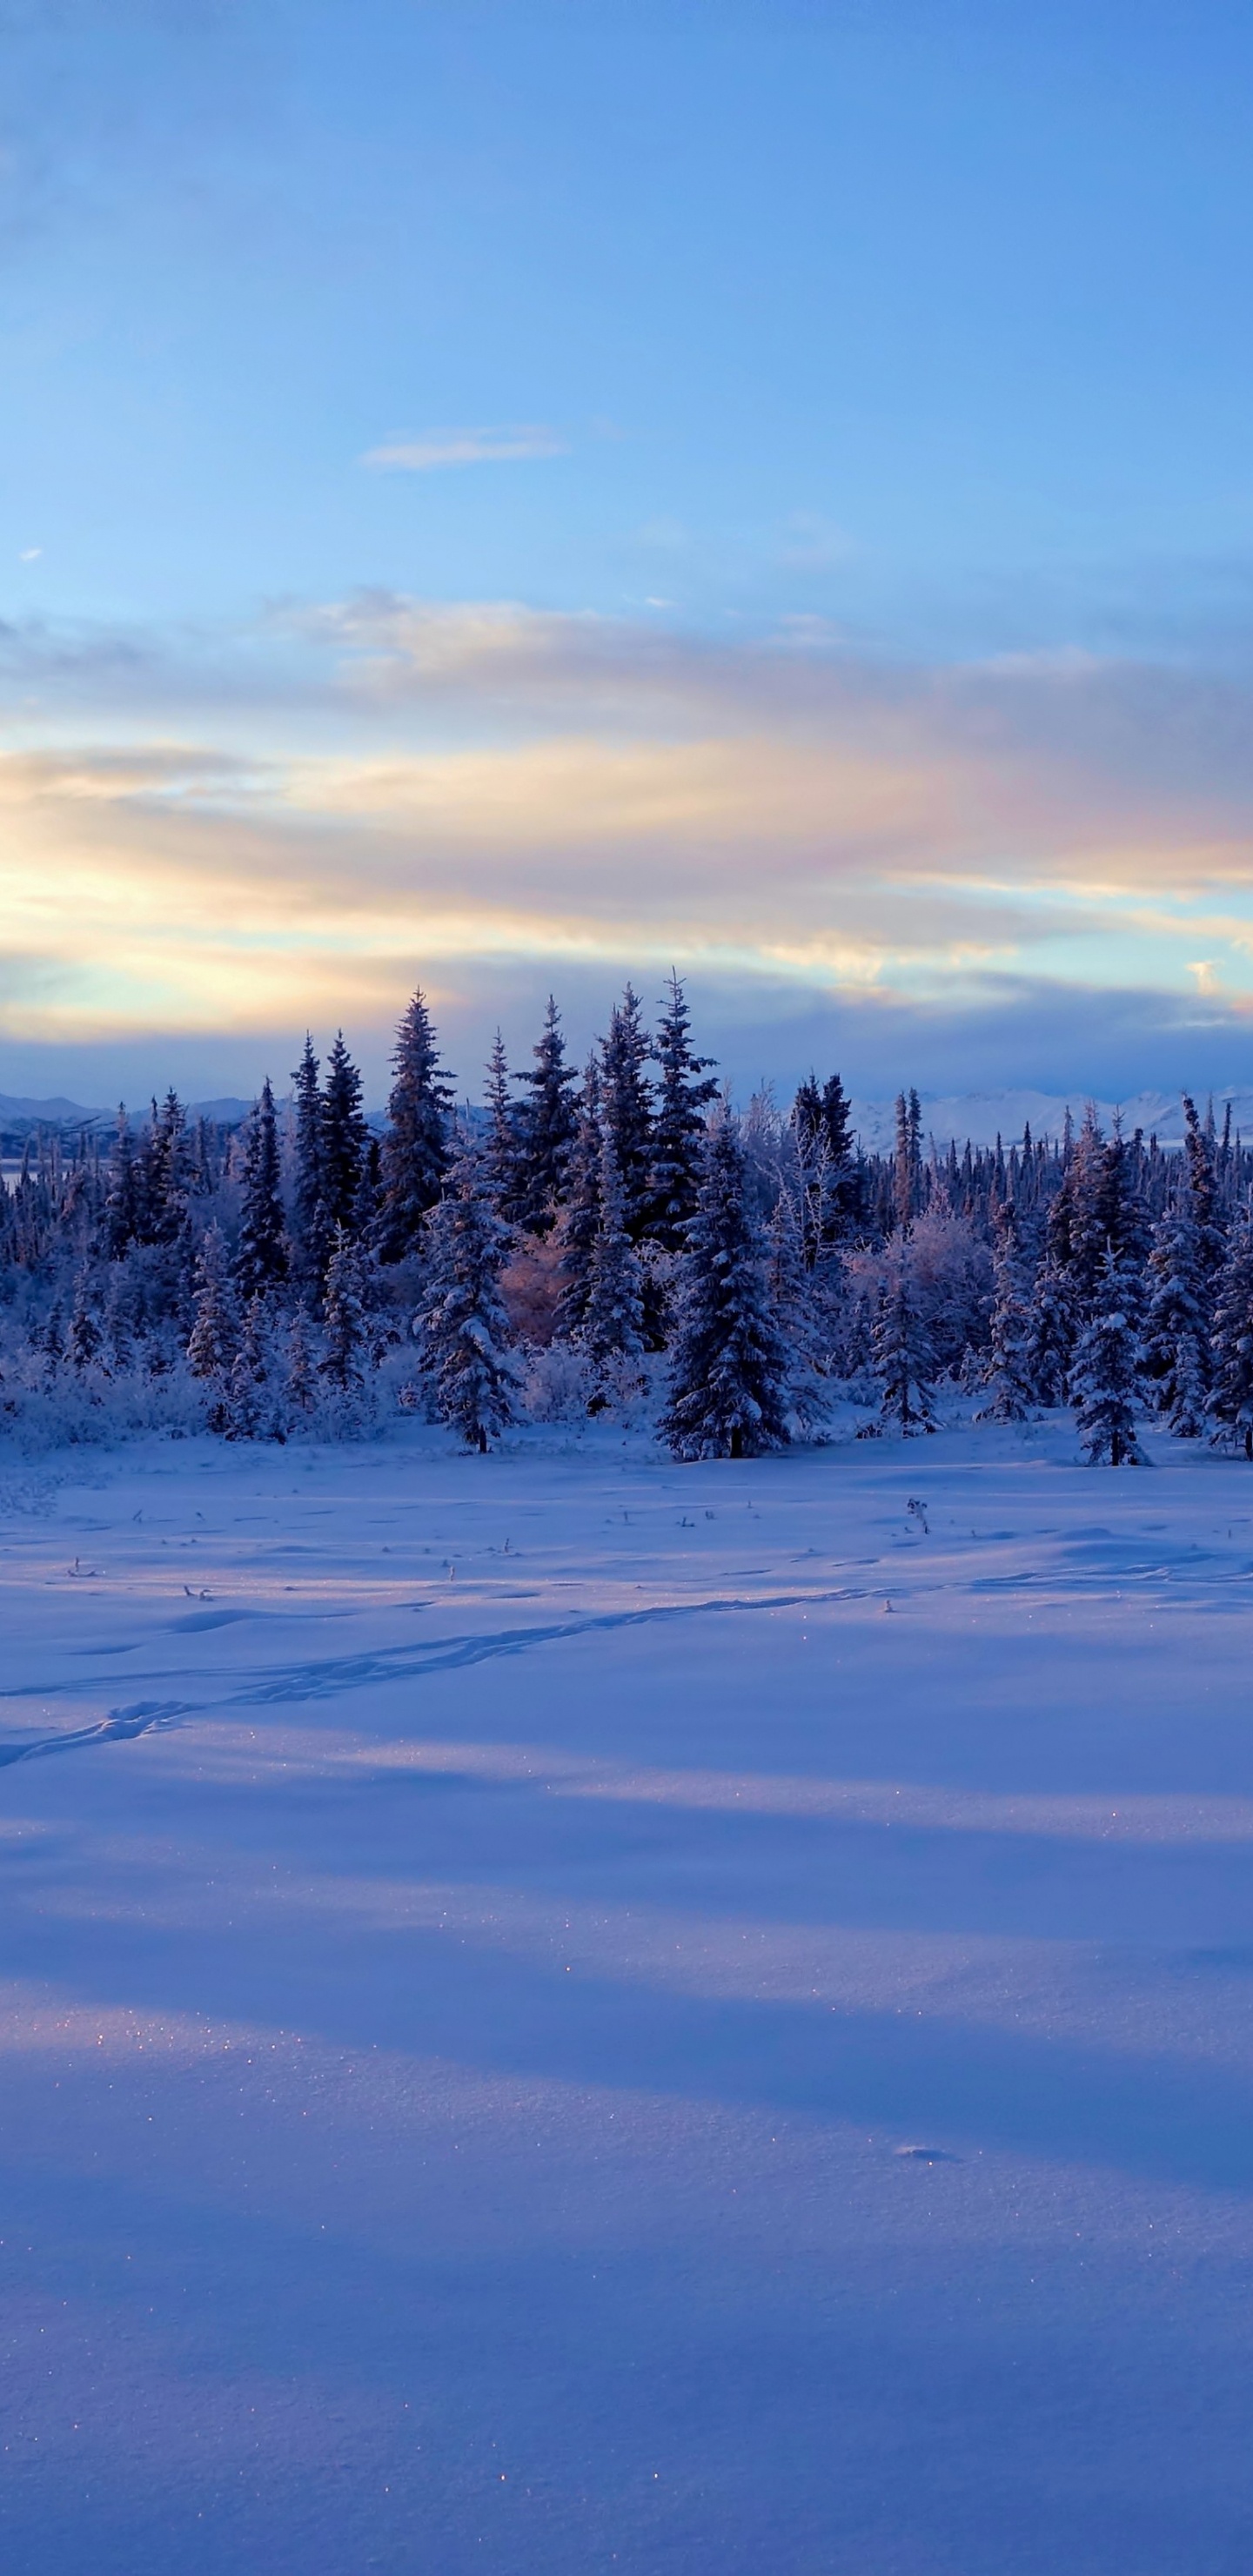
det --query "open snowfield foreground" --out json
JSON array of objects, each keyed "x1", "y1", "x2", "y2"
[{"x1": 3, "y1": 1421, "x2": 1253, "y2": 2573}]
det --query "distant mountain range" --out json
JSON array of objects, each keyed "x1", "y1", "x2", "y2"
[
  {"x1": 847, "y1": 1089, "x2": 1253, "y2": 1154},
  {"x1": 2, "y1": 1084, "x2": 1248, "y2": 1158}
]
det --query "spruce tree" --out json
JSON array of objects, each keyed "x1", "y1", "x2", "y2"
[
  {"x1": 872, "y1": 1244, "x2": 937, "y2": 1436},
  {"x1": 580, "y1": 1126, "x2": 646, "y2": 1387},
  {"x1": 892, "y1": 1090, "x2": 923, "y2": 1231},
  {"x1": 511, "y1": 996, "x2": 579, "y2": 1235},
  {"x1": 234, "y1": 1078, "x2": 288, "y2": 1301},
  {"x1": 417, "y1": 1139, "x2": 519, "y2": 1450},
  {"x1": 290, "y1": 1036, "x2": 330, "y2": 1294},
  {"x1": 659, "y1": 1115, "x2": 790, "y2": 1460},
  {"x1": 555, "y1": 1056, "x2": 603, "y2": 1341},
  {"x1": 600, "y1": 985, "x2": 654, "y2": 1241},
  {"x1": 976, "y1": 1201, "x2": 1034, "y2": 1423},
  {"x1": 187, "y1": 1223, "x2": 237, "y2": 1430},
  {"x1": 791, "y1": 1070, "x2": 858, "y2": 1258},
  {"x1": 67, "y1": 1268, "x2": 102, "y2": 1373},
  {"x1": 320, "y1": 1031, "x2": 368, "y2": 1238},
  {"x1": 320, "y1": 1225, "x2": 372, "y2": 1390},
  {"x1": 227, "y1": 1296, "x2": 271, "y2": 1440},
  {"x1": 1022, "y1": 1253, "x2": 1075, "y2": 1406},
  {"x1": 1070, "y1": 1245, "x2": 1144, "y2": 1464},
  {"x1": 1207, "y1": 1217, "x2": 1253, "y2": 1458},
  {"x1": 103, "y1": 1108, "x2": 139, "y2": 1258},
  {"x1": 141, "y1": 1090, "x2": 191, "y2": 1248},
  {"x1": 483, "y1": 1029, "x2": 518, "y2": 1215},
  {"x1": 1183, "y1": 1093, "x2": 1227, "y2": 1295},
  {"x1": 1143, "y1": 1201, "x2": 1208, "y2": 1437},
  {"x1": 647, "y1": 973, "x2": 718, "y2": 1251},
  {"x1": 285, "y1": 1307, "x2": 317, "y2": 1418},
  {"x1": 377, "y1": 989, "x2": 452, "y2": 1260}
]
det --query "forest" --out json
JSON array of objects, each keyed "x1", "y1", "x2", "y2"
[{"x1": 1, "y1": 975, "x2": 1250, "y2": 1466}]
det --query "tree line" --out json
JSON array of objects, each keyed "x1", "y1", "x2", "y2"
[{"x1": 3, "y1": 979, "x2": 1253, "y2": 1464}]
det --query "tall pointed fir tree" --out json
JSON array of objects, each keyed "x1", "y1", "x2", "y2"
[
  {"x1": 227, "y1": 1295, "x2": 271, "y2": 1441},
  {"x1": 1142, "y1": 1196, "x2": 1209, "y2": 1437},
  {"x1": 1022, "y1": 1253, "x2": 1075, "y2": 1406},
  {"x1": 319, "y1": 1224, "x2": 372, "y2": 1394},
  {"x1": 141, "y1": 1090, "x2": 191, "y2": 1250},
  {"x1": 647, "y1": 973, "x2": 719, "y2": 1251},
  {"x1": 377, "y1": 988, "x2": 452, "y2": 1261},
  {"x1": 483, "y1": 1029, "x2": 518, "y2": 1215},
  {"x1": 290, "y1": 1036, "x2": 330, "y2": 1297},
  {"x1": 67, "y1": 1267, "x2": 102, "y2": 1374},
  {"x1": 580, "y1": 1125, "x2": 646, "y2": 1395},
  {"x1": 976, "y1": 1200, "x2": 1035, "y2": 1423},
  {"x1": 234, "y1": 1078, "x2": 288, "y2": 1302},
  {"x1": 104, "y1": 1107, "x2": 139, "y2": 1258},
  {"x1": 790, "y1": 1070, "x2": 858, "y2": 1260},
  {"x1": 892, "y1": 1089, "x2": 924, "y2": 1232},
  {"x1": 510, "y1": 996, "x2": 579, "y2": 1235},
  {"x1": 1069, "y1": 1244, "x2": 1144, "y2": 1464},
  {"x1": 1206, "y1": 1215, "x2": 1253, "y2": 1458},
  {"x1": 555, "y1": 1056, "x2": 603, "y2": 1342},
  {"x1": 872, "y1": 1241, "x2": 937, "y2": 1436},
  {"x1": 659, "y1": 1114, "x2": 791, "y2": 1460},
  {"x1": 186, "y1": 1222, "x2": 237, "y2": 1432},
  {"x1": 600, "y1": 984, "x2": 654, "y2": 1241},
  {"x1": 320, "y1": 1031, "x2": 368, "y2": 1238},
  {"x1": 417, "y1": 1137, "x2": 519, "y2": 1451},
  {"x1": 764, "y1": 1182, "x2": 836, "y2": 1432}
]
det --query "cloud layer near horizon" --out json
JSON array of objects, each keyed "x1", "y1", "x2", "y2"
[{"x1": 3, "y1": 594, "x2": 1253, "y2": 1090}]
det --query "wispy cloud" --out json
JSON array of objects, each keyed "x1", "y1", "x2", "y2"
[
  {"x1": 3, "y1": 594, "x2": 1253, "y2": 1087},
  {"x1": 361, "y1": 426, "x2": 568, "y2": 473}
]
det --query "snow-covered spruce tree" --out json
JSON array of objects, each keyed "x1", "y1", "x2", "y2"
[
  {"x1": 376, "y1": 988, "x2": 452, "y2": 1262},
  {"x1": 284, "y1": 1305, "x2": 317, "y2": 1418},
  {"x1": 1143, "y1": 1200, "x2": 1209, "y2": 1437},
  {"x1": 417, "y1": 1139, "x2": 519, "y2": 1451},
  {"x1": 891, "y1": 1089, "x2": 923, "y2": 1231},
  {"x1": 483, "y1": 1029, "x2": 518, "y2": 1217},
  {"x1": 320, "y1": 1031, "x2": 368, "y2": 1239},
  {"x1": 1022, "y1": 1251, "x2": 1075, "y2": 1407},
  {"x1": 1069, "y1": 1245, "x2": 1145, "y2": 1465},
  {"x1": 510, "y1": 996, "x2": 580, "y2": 1236},
  {"x1": 140, "y1": 1090, "x2": 191, "y2": 1250},
  {"x1": 765, "y1": 1182, "x2": 837, "y2": 1432},
  {"x1": 790, "y1": 1070, "x2": 859, "y2": 1265},
  {"x1": 103, "y1": 1107, "x2": 139, "y2": 1258},
  {"x1": 659, "y1": 1113, "x2": 790, "y2": 1461},
  {"x1": 1183, "y1": 1093, "x2": 1227, "y2": 1304},
  {"x1": 289, "y1": 1035, "x2": 330, "y2": 1296},
  {"x1": 226, "y1": 1295, "x2": 272, "y2": 1441},
  {"x1": 580, "y1": 1125, "x2": 645, "y2": 1397},
  {"x1": 554, "y1": 1055, "x2": 602, "y2": 1341},
  {"x1": 600, "y1": 984, "x2": 654, "y2": 1242},
  {"x1": 872, "y1": 1238, "x2": 937, "y2": 1436},
  {"x1": 186, "y1": 1222, "x2": 237, "y2": 1432},
  {"x1": 319, "y1": 1224, "x2": 372, "y2": 1392},
  {"x1": 1206, "y1": 1216, "x2": 1253, "y2": 1459},
  {"x1": 234, "y1": 1078, "x2": 288, "y2": 1303},
  {"x1": 67, "y1": 1267, "x2": 103, "y2": 1375},
  {"x1": 647, "y1": 972, "x2": 719, "y2": 1252},
  {"x1": 976, "y1": 1201, "x2": 1035, "y2": 1423}
]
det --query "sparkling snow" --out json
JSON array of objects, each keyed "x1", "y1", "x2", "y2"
[{"x1": 2, "y1": 1419, "x2": 1253, "y2": 2572}]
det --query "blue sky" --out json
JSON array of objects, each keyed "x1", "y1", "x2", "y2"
[{"x1": 3, "y1": 0, "x2": 1253, "y2": 1106}]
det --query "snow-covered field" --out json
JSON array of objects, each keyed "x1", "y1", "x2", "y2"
[{"x1": 3, "y1": 1419, "x2": 1253, "y2": 2573}]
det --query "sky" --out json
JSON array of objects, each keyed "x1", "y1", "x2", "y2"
[{"x1": 3, "y1": 0, "x2": 1253, "y2": 1110}]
